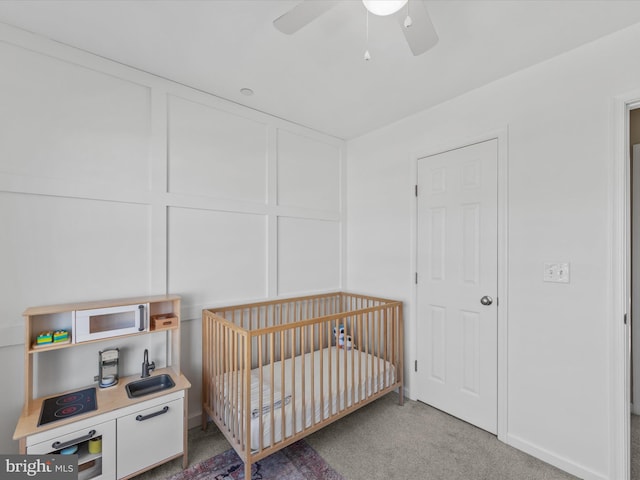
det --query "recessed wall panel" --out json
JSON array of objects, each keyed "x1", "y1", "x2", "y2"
[
  {"x1": 168, "y1": 207, "x2": 267, "y2": 307},
  {"x1": 0, "y1": 43, "x2": 151, "y2": 188},
  {"x1": 0, "y1": 192, "x2": 150, "y2": 323},
  {"x1": 277, "y1": 130, "x2": 340, "y2": 212},
  {"x1": 462, "y1": 161, "x2": 480, "y2": 189},
  {"x1": 168, "y1": 96, "x2": 267, "y2": 202},
  {"x1": 461, "y1": 310, "x2": 480, "y2": 396},
  {"x1": 462, "y1": 204, "x2": 480, "y2": 284},
  {"x1": 277, "y1": 217, "x2": 340, "y2": 295},
  {"x1": 431, "y1": 167, "x2": 446, "y2": 193},
  {"x1": 429, "y1": 207, "x2": 446, "y2": 280}
]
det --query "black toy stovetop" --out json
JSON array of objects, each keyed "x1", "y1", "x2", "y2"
[{"x1": 38, "y1": 387, "x2": 97, "y2": 427}]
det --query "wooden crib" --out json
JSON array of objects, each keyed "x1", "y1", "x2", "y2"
[{"x1": 202, "y1": 292, "x2": 403, "y2": 479}]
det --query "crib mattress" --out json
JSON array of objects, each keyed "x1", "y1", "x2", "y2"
[{"x1": 216, "y1": 346, "x2": 396, "y2": 451}]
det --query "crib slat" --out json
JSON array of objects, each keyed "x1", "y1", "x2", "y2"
[
  {"x1": 329, "y1": 319, "x2": 334, "y2": 416},
  {"x1": 258, "y1": 332, "x2": 264, "y2": 452},
  {"x1": 310, "y1": 323, "x2": 316, "y2": 426},
  {"x1": 290, "y1": 324, "x2": 296, "y2": 436},
  {"x1": 357, "y1": 313, "x2": 363, "y2": 403},
  {"x1": 350, "y1": 320, "x2": 355, "y2": 407},
  {"x1": 319, "y1": 321, "x2": 325, "y2": 422},
  {"x1": 280, "y1": 322, "x2": 286, "y2": 444},
  {"x1": 232, "y1": 327, "x2": 238, "y2": 439},
  {"x1": 336, "y1": 324, "x2": 347, "y2": 411},
  {"x1": 367, "y1": 311, "x2": 372, "y2": 397},
  {"x1": 301, "y1": 324, "x2": 306, "y2": 430},
  {"x1": 270, "y1": 332, "x2": 275, "y2": 449}
]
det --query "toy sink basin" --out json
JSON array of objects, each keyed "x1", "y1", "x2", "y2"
[{"x1": 125, "y1": 374, "x2": 175, "y2": 398}]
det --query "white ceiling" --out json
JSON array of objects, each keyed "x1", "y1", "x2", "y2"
[{"x1": 2, "y1": 0, "x2": 640, "y2": 139}]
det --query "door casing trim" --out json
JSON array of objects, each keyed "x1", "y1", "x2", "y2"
[{"x1": 609, "y1": 92, "x2": 640, "y2": 480}]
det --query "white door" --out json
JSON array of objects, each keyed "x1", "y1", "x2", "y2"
[{"x1": 416, "y1": 139, "x2": 498, "y2": 434}]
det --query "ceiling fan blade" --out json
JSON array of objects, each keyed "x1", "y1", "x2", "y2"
[
  {"x1": 273, "y1": 0, "x2": 339, "y2": 35},
  {"x1": 397, "y1": 0, "x2": 439, "y2": 56}
]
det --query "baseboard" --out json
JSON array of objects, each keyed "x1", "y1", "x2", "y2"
[
  {"x1": 188, "y1": 410, "x2": 204, "y2": 430},
  {"x1": 402, "y1": 385, "x2": 413, "y2": 401},
  {"x1": 506, "y1": 433, "x2": 607, "y2": 480}
]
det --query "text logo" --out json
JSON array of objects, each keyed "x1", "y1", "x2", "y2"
[{"x1": 0, "y1": 455, "x2": 77, "y2": 480}]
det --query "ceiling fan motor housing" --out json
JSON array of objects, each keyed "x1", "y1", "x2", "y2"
[{"x1": 362, "y1": 0, "x2": 408, "y2": 16}]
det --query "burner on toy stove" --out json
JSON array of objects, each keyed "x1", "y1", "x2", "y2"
[
  {"x1": 56, "y1": 392, "x2": 85, "y2": 405},
  {"x1": 38, "y1": 388, "x2": 97, "y2": 427}
]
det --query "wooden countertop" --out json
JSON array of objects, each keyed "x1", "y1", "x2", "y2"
[{"x1": 13, "y1": 367, "x2": 191, "y2": 441}]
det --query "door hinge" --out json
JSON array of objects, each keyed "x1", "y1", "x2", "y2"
[
  {"x1": 414, "y1": 360, "x2": 418, "y2": 372},
  {"x1": 625, "y1": 313, "x2": 628, "y2": 325},
  {"x1": 415, "y1": 272, "x2": 418, "y2": 284},
  {"x1": 415, "y1": 184, "x2": 418, "y2": 197}
]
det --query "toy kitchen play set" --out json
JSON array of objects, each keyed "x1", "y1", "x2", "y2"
[{"x1": 13, "y1": 295, "x2": 191, "y2": 480}]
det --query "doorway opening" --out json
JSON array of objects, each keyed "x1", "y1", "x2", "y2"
[
  {"x1": 629, "y1": 106, "x2": 640, "y2": 478},
  {"x1": 612, "y1": 94, "x2": 640, "y2": 480}
]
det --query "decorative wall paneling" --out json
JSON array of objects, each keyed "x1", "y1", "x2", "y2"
[{"x1": 0, "y1": 23, "x2": 345, "y2": 452}]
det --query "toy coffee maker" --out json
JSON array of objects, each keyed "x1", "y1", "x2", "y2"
[{"x1": 98, "y1": 348, "x2": 119, "y2": 388}]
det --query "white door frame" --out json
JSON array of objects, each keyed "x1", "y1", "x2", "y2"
[
  {"x1": 409, "y1": 128, "x2": 509, "y2": 441},
  {"x1": 610, "y1": 93, "x2": 640, "y2": 480}
]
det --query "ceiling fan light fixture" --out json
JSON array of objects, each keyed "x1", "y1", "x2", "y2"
[{"x1": 362, "y1": 0, "x2": 408, "y2": 17}]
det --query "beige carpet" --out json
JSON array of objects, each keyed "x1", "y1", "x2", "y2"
[
  {"x1": 305, "y1": 394, "x2": 576, "y2": 480},
  {"x1": 138, "y1": 393, "x2": 578, "y2": 480}
]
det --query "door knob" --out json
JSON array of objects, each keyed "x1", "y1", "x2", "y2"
[{"x1": 480, "y1": 296, "x2": 493, "y2": 306}]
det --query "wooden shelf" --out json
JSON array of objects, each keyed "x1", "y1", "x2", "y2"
[
  {"x1": 30, "y1": 337, "x2": 71, "y2": 353},
  {"x1": 23, "y1": 295, "x2": 181, "y2": 317},
  {"x1": 26, "y1": 330, "x2": 160, "y2": 355}
]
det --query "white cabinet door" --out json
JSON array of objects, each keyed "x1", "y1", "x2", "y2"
[
  {"x1": 28, "y1": 419, "x2": 116, "y2": 480},
  {"x1": 116, "y1": 398, "x2": 183, "y2": 479}
]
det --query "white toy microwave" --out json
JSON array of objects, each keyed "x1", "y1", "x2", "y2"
[{"x1": 74, "y1": 303, "x2": 149, "y2": 343}]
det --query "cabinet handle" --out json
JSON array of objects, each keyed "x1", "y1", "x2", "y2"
[
  {"x1": 52, "y1": 429, "x2": 96, "y2": 450},
  {"x1": 136, "y1": 406, "x2": 169, "y2": 422},
  {"x1": 138, "y1": 304, "x2": 145, "y2": 331}
]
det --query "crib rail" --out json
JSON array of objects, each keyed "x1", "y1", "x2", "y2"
[{"x1": 202, "y1": 292, "x2": 403, "y2": 477}]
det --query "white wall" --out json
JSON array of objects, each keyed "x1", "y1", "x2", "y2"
[
  {"x1": 0, "y1": 24, "x2": 344, "y2": 453},
  {"x1": 346, "y1": 23, "x2": 640, "y2": 480}
]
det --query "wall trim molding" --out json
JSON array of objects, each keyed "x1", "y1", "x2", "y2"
[{"x1": 506, "y1": 434, "x2": 607, "y2": 480}]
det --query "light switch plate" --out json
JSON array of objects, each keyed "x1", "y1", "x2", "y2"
[
  {"x1": 543, "y1": 263, "x2": 557, "y2": 282},
  {"x1": 556, "y1": 263, "x2": 570, "y2": 283},
  {"x1": 544, "y1": 262, "x2": 570, "y2": 283}
]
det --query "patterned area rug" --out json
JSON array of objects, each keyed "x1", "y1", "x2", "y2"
[{"x1": 167, "y1": 440, "x2": 344, "y2": 480}]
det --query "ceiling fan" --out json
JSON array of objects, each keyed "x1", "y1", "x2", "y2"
[{"x1": 273, "y1": 0, "x2": 439, "y2": 57}]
